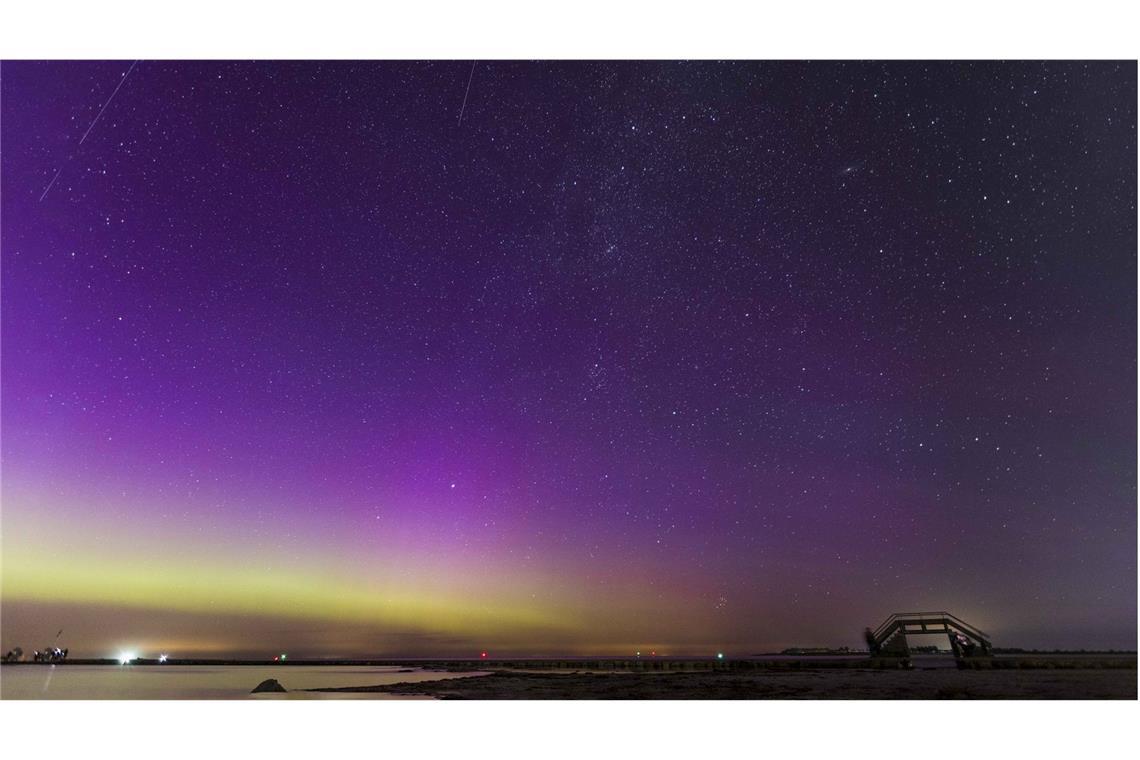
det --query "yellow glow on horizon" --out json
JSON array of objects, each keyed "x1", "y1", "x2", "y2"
[{"x1": 0, "y1": 545, "x2": 581, "y2": 638}]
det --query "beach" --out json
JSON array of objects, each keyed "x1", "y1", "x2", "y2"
[{"x1": 312, "y1": 664, "x2": 1138, "y2": 699}]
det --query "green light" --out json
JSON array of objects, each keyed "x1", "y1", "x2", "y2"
[
  {"x1": 717, "y1": 652, "x2": 724, "y2": 659},
  {"x1": 280, "y1": 653, "x2": 287, "y2": 660}
]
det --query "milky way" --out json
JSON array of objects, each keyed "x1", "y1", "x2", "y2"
[{"x1": 1, "y1": 61, "x2": 1135, "y2": 657}]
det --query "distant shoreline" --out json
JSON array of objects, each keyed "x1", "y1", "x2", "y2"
[{"x1": 2, "y1": 652, "x2": 1135, "y2": 669}]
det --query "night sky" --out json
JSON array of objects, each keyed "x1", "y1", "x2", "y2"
[{"x1": 1, "y1": 61, "x2": 1135, "y2": 658}]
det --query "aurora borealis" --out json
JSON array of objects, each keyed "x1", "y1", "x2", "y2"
[{"x1": 1, "y1": 60, "x2": 1135, "y2": 658}]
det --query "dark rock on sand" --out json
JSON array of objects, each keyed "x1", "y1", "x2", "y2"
[{"x1": 251, "y1": 678, "x2": 287, "y2": 693}]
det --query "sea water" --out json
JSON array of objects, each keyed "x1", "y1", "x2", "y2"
[{"x1": 0, "y1": 664, "x2": 485, "y2": 699}]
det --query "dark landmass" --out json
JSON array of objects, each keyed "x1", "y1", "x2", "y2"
[
  {"x1": 251, "y1": 678, "x2": 287, "y2": 693},
  {"x1": 308, "y1": 665, "x2": 1138, "y2": 699},
  {"x1": 991, "y1": 648, "x2": 1139, "y2": 655},
  {"x1": 777, "y1": 647, "x2": 858, "y2": 656}
]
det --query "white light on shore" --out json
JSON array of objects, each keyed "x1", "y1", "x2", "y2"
[
  {"x1": 119, "y1": 652, "x2": 136, "y2": 665},
  {"x1": 158, "y1": 654, "x2": 168, "y2": 663}
]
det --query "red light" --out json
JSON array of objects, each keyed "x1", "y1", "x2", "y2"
[
  {"x1": 481, "y1": 651, "x2": 487, "y2": 658},
  {"x1": 651, "y1": 651, "x2": 656, "y2": 656}
]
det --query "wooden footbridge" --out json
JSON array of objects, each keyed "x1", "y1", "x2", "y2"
[{"x1": 865, "y1": 611, "x2": 992, "y2": 659}]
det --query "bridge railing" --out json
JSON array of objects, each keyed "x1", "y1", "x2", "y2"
[{"x1": 871, "y1": 611, "x2": 990, "y2": 645}]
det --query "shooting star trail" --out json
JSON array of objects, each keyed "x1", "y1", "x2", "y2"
[
  {"x1": 38, "y1": 167, "x2": 64, "y2": 202},
  {"x1": 80, "y1": 59, "x2": 138, "y2": 146},
  {"x1": 457, "y1": 61, "x2": 476, "y2": 126},
  {"x1": 40, "y1": 60, "x2": 139, "y2": 201}
]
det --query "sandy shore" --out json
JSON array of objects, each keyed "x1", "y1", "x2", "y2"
[{"x1": 309, "y1": 667, "x2": 1138, "y2": 699}]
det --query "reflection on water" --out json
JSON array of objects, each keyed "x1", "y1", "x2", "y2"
[{"x1": 0, "y1": 665, "x2": 487, "y2": 700}]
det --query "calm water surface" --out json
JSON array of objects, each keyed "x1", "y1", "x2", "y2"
[{"x1": 0, "y1": 665, "x2": 488, "y2": 699}]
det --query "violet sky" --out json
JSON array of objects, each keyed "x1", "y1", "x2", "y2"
[{"x1": 1, "y1": 61, "x2": 1135, "y2": 657}]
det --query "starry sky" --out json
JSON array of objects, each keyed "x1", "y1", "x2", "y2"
[{"x1": 1, "y1": 61, "x2": 1135, "y2": 658}]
